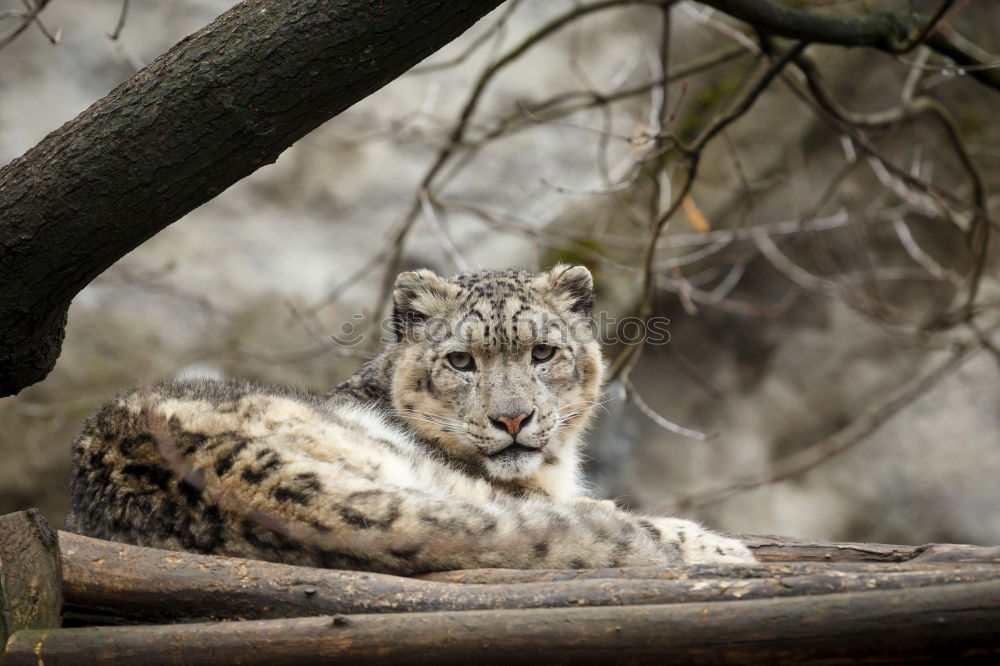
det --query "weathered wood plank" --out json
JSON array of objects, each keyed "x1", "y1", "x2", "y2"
[
  {"x1": 0, "y1": 510, "x2": 63, "y2": 648},
  {"x1": 6, "y1": 580, "x2": 1000, "y2": 665}
]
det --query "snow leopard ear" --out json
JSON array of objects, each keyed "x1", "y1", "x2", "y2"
[
  {"x1": 391, "y1": 269, "x2": 453, "y2": 341},
  {"x1": 539, "y1": 264, "x2": 594, "y2": 317}
]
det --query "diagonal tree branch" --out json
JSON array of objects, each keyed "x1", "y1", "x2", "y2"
[{"x1": 0, "y1": 0, "x2": 505, "y2": 396}]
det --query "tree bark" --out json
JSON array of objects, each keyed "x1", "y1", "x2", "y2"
[
  {"x1": 0, "y1": 0, "x2": 505, "y2": 396},
  {"x1": 7, "y1": 581, "x2": 1000, "y2": 665},
  {"x1": 0, "y1": 511, "x2": 63, "y2": 647}
]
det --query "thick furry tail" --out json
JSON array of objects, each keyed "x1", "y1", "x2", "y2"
[{"x1": 68, "y1": 380, "x2": 691, "y2": 574}]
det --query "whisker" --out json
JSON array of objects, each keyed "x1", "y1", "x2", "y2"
[
  {"x1": 393, "y1": 408, "x2": 467, "y2": 429},
  {"x1": 554, "y1": 397, "x2": 612, "y2": 412},
  {"x1": 394, "y1": 411, "x2": 462, "y2": 425}
]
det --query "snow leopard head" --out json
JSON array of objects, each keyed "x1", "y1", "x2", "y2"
[{"x1": 389, "y1": 265, "x2": 603, "y2": 484}]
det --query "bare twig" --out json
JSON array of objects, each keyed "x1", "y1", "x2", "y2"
[
  {"x1": 620, "y1": 379, "x2": 712, "y2": 442},
  {"x1": 0, "y1": 0, "x2": 52, "y2": 50},
  {"x1": 316, "y1": 0, "x2": 667, "y2": 333},
  {"x1": 107, "y1": 0, "x2": 129, "y2": 40},
  {"x1": 659, "y1": 339, "x2": 990, "y2": 513},
  {"x1": 418, "y1": 188, "x2": 469, "y2": 271},
  {"x1": 610, "y1": 41, "x2": 808, "y2": 382}
]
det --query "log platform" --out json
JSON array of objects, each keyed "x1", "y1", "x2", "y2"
[{"x1": 2, "y1": 509, "x2": 998, "y2": 664}]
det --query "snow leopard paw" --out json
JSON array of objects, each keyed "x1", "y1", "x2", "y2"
[{"x1": 641, "y1": 516, "x2": 757, "y2": 564}]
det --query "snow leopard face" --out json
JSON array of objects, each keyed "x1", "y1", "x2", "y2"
[{"x1": 389, "y1": 265, "x2": 603, "y2": 482}]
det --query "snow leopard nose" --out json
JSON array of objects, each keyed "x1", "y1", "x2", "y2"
[{"x1": 489, "y1": 409, "x2": 534, "y2": 436}]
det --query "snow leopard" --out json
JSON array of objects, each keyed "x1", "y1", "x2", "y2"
[{"x1": 67, "y1": 265, "x2": 755, "y2": 573}]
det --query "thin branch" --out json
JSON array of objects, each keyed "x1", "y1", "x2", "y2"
[
  {"x1": 903, "y1": 0, "x2": 956, "y2": 51},
  {"x1": 369, "y1": 0, "x2": 668, "y2": 336},
  {"x1": 418, "y1": 188, "x2": 469, "y2": 271},
  {"x1": 621, "y1": 378, "x2": 713, "y2": 442},
  {"x1": 20, "y1": 0, "x2": 58, "y2": 44},
  {"x1": 610, "y1": 42, "x2": 808, "y2": 382},
  {"x1": 659, "y1": 339, "x2": 989, "y2": 513},
  {"x1": 107, "y1": 0, "x2": 129, "y2": 41},
  {"x1": 891, "y1": 217, "x2": 962, "y2": 286},
  {"x1": 0, "y1": 0, "x2": 51, "y2": 50},
  {"x1": 480, "y1": 44, "x2": 748, "y2": 142},
  {"x1": 785, "y1": 50, "x2": 992, "y2": 327}
]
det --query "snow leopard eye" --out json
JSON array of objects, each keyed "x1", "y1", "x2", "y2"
[
  {"x1": 447, "y1": 351, "x2": 475, "y2": 371},
  {"x1": 531, "y1": 343, "x2": 556, "y2": 363}
]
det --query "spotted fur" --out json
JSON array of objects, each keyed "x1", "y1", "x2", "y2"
[{"x1": 68, "y1": 266, "x2": 754, "y2": 573}]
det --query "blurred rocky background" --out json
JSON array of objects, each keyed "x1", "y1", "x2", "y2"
[{"x1": 1, "y1": 0, "x2": 998, "y2": 544}]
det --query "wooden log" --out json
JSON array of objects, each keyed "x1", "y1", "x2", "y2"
[
  {"x1": 57, "y1": 530, "x2": 1000, "y2": 622},
  {"x1": 0, "y1": 510, "x2": 62, "y2": 648},
  {"x1": 912, "y1": 543, "x2": 1000, "y2": 563},
  {"x1": 421, "y1": 535, "x2": 1000, "y2": 583},
  {"x1": 742, "y1": 535, "x2": 1000, "y2": 563},
  {"x1": 6, "y1": 580, "x2": 1000, "y2": 665},
  {"x1": 740, "y1": 534, "x2": 923, "y2": 562},
  {"x1": 416, "y1": 561, "x2": 999, "y2": 584}
]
